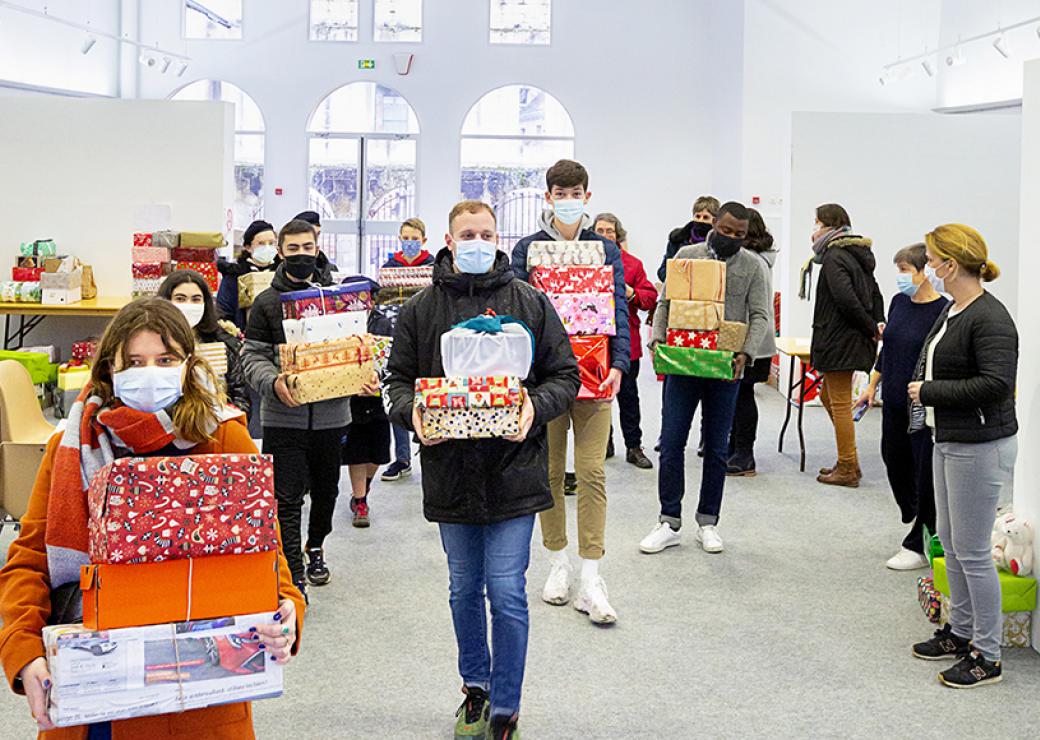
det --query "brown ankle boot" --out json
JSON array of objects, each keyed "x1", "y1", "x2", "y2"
[
  {"x1": 817, "y1": 461, "x2": 861, "y2": 488},
  {"x1": 819, "y1": 462, "x2": 862, "y2": 478}
]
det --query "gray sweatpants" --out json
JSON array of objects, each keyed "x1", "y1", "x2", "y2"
[{"x1": 933, "y1": 436, "x2": 1017, "y2": 661}]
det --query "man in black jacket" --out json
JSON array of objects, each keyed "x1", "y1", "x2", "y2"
[
  {"x1": 241, "y1": 219, "x2": 352, "y2": 601},
  {"x1": 656, "y1": 194, "x2": 720, "y2": 282},
  {"x1": 385, "y1": 200, "x2": 578, "y2": 739}
]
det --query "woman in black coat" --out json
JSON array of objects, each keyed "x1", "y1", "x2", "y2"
[{"x1": 808, "y1": 204, "x2": 884, "y2": 487}]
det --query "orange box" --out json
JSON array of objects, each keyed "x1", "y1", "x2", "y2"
[{"x1": 80, "y1": 551, "x2": 279, "y2": 630}]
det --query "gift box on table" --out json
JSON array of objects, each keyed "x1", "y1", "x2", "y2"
[
  {"x1": 172, "y1": 247, "x2": 218, "y2": 263},
  {"x1": 130, "y1": 246, "x2": 170, "y2": 263},
  {"x1": 526, "y1": 241, "x2": 606, "y2": 268},
  {"x1": 530, "y1": 265, "x2": 613, "y2": 294},
  {"x1": 44, "y1": 612, "x2": 283, "y2": 727},
  {"x1": 133, "y1": 233, "x2": 153, "y2": 247},
  {"x1": 279, "y1": 335, "x2": 374, "y2": 375},
  {"x1": 378, "y1": 265, "x2": 434, "y2": 288},
  {"x1": 20, "y1": 239, "x2": 58, "y2": 257},
  {"x1": 132, "y1": 278, "x2": 162, "y2": 297},
  {"x1": 239, "y1": 272, "x2": 276, "y2": 308},
  {"x1": 43, "y1": 286, "x2": 82, "y2": 306},
  {"x1": 153, "y1": 230, "x2": 180, "y2": 248},
  {"x1": 280, "y1": 283, "x2": 374, "y2": 320},
  {"x1": 285, "y1": 362, "x2": 376, "y2": 404},
  {"x1": 178, "y1": 232, "x2": 224, "y2": 248},
  {"x1": 653, "y1": 344, "x2": 734, "y2": 380},
  {"x1": 665, "y1": 258, "x2": 726, "y2": 302},
  {"x1": 197, "y1": 342, "x2": 228, "y2": 377},
  {"x1": 12, "y1": 267, "x2": 43, "y2": 282},
  {"x1": 717, "y1": 320, "x2": 749, "y2": 353},
  {"x1": 668, "y1": 299, "x2": 724, "y2": 331},
  {"x1": 917, "y1": 576, "x2": 942, "y2": 624},
  {"x1": 414, "y1": 376, "x2": 523, "y2": 440},
  {"x1": 374, "y1": 284, "x2": 424, "y2": 306},
  {"x1": 282, "y1": 311, "x2": 368, "y2": 344},
  {"x1": 41, "y1": 268, "x2": 83, "y2": 291},
  {"x1": 131, "y1": 262, "x2": 168, "y2": 280},
  {"x1": 933, "y1": 557, "x2": 1036, "y2": 647},
  {"x1": 571, "y1": 335, "x2": 611, "y2": 400},
  {"x1": 174, "y1": 261, "x2": 218, "y2": 292},
  {"x1": 1, "y1": 281, "x2": 42, "y2": 303},
  {"x1": 546, "y1": 292, "x2": 616, "y2": 336},
  {"x1": 667, "y1": 328, "x2": 719, "y2": 350}
]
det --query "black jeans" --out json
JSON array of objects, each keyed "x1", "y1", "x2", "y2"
[
  {"x1": 881, "y1": 406, "x2": 937, "y2": 554},
  {"x1": 729, "y1": 357, "x2": 772, "y2": 457},
  {"x1": 616, "y1": 359, "x2": 643, "y2": 449},
  {"x1": 263, "y1": 425, "x2": 347, "y2": 582}
]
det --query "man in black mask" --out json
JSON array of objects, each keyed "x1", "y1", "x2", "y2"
[
  {"x1": 242, "y1": 218, "x2": 351, "y2": 601},
  {"x1": 639, "y1": 202, "x2": 771, "y2": 557}
]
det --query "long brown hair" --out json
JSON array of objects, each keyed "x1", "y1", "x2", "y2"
[{"x1": 90, "y1": 298, "x2": 226, "y2": 444}]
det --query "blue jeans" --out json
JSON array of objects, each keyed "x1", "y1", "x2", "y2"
[
  {"x1": 392, "y1": 422, "x2": 411, "y2": 464},
  {"x1": 438, "y1": 515, "x2": 535, "y2": 719},
  {"x1": 658, "y1": 376, "x2": 740, "y2": 528}
]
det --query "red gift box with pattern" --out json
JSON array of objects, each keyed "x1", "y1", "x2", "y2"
[
  {"x1": 12, "y1": 267, "x2": 44, "y2": 282},
  {"x1": 414, "y1": 376, "x2": 523, "y2": 409},
  {"x1": 87, "y1": 453, "x2": 279, "y2": 565},
  {"x1": 174, "y1": 261, "x2": 219, "y2": 291},
  {"x1": 133, "y1": 233, "x2": 153, "y2": 247},
  {"x1": 530, "y1": 265, "x2": 613, "y2": 294},
  {"x1": 570, "y1": 335, "x2": 611, "y2": 400},
  {"x1": 72, "y1": 339, "x2": 98, "y2": 362},
  {"x1": 280, "y1": 283, "x2": 375, "y2": 320},
  {"x1": 171, "y1": 247, "x2": 219, "y2": 263},
  {"x1": 667, "y1": 328, "x2": 719, "y2": 350},
  {"x1": 131, "y1": 262, "x2": 167, "y2": 279}
]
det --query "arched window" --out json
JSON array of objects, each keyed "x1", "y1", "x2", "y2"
[
  {"x1": 461, "y1": 85, "x2": 574, "y2": 252},
  {"x1": 170, "y1": 80, "x2": 265, "y2": 229},
  {"x1": 308, "y1": 82, "x2": 420, "y2": 275}
]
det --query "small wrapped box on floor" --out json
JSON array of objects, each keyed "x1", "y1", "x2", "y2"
[
  {"x1": 44, "y1": 612, "x2": 283, "y2": 728},
  {"x1": 917, "y1": 576, "x2": 942, "y2": 624},
  {"x1": 653, "y1": 344, "x2": 735, "y2": 381},
  {"x1": 239, "y1": 271, "x2": 276, "y2": 309},
  {"x1": 665, "y1": 258, "x2": 726, "y2": 302},
  {"x1": 526, "y1": 241, "x2": 606, "y2": 268},
  {"x1": 415, "y1": 376, "x2": 523, "y2": 440},
  {"x1": 933, "y1": 557, "x2": 1036, "y2": 647}
]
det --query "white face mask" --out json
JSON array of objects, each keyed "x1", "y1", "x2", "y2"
[
  {"x1": 113, "y1": 365, "x2": 184, "y2": 413},
  {"x1": 251, "y1": 244, "x2": 277, "y2": 265},
  {"x1": 175, "y1": 302, "x2": 205, "y2": 328}
]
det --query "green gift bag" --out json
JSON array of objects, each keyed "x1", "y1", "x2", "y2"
[
  {"x1": 653, "y1": 344, "x2": 734, "y2": 380},
  {"x1": 933, "y1": 557, "x2": 1038, "y2": 613},
  {"x1": 923, "y1": 525, "x2": 944, "y2": 566},
  {"x1": 0, "y1": 350, "x2": 57, "y2": 385}
]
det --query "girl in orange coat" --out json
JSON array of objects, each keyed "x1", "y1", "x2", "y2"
[{"x1": 0, "y1": 298, "x2": 305, "y2": 739}]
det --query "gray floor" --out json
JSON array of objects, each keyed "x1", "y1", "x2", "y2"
[{"x1": 1, "y1": 376, "x2": 1037, "y2": 739}]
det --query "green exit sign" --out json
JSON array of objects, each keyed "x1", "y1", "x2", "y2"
[{"x1": 358, "y1": 59, "x2": 376, "y2": 70}]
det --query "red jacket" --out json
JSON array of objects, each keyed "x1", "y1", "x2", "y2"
[{"x1": 621, "y1": 249, "x2": 658, "y2": 361}]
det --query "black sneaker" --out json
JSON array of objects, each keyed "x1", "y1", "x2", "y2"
[
  {"x1": 564, "y1": 472, "x2": 577, "y2": 496},
  {"x1": 487, "y1": 714, "x2": 520, "y2": 740},
  {"x1": 939, "y1": 651, "x2": 1003, "y2": 688},
  {"x1": 454, "y1": 686, "x2": 489, "y2": 738},
  {"x1": 912, "y1": 624, "x2": 972, "y2": 661},
  {"x1": 626, "y1": 447, "x2": 653, "y2": 469},
  {"x1": 726, "y1": 452, "x2": 757, "y2": 477},
  {"x1": 293, "y1": 578, "x2": 309, "y2": 606},
  {"x1": 305, "y1": 547, "x2": 331, "y2": 586},
  {"x1": 381, "y1": 460, "x2": 411, "y2": 481}
]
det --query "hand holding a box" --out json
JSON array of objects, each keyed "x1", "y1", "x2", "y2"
[
  {"x1": 19, "y1": 657, "x2": 54, "y2": 731},
  {"x1": 275, "y1": 374, "x2": 301, "y2": 408},
  {"x1": 412, "y1": 405, "x2": 445, "y2": 447},
  {"x1": 251, "y1": 599, "x2": 298, "y2": 664},
  {"x1": 503, "y1": 391, "x2": 535, "y2": 443}
]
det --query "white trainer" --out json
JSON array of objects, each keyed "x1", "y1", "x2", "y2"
[
  {"x1": 639, "y1": 522, "x2": 681, "y2": 554},
  {"x1": 573, "y1": 576, "x2": 617, "y2": 625},
  {"x1": 695, "y1": 525, "x2": 724, "y2": 553},
  {"x1": 886, "y1": 548, "x2": 930, "y2": 571},
  {"x1": 542, "y1": 559, "x2": 572, "y2": 605}
]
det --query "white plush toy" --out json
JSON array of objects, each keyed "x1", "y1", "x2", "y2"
[{"x1": 991, "y1": 512, "x2": 1035, "y2": 577}]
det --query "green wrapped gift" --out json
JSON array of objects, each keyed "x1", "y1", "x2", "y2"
[
  {"x1": 19, "y1": 239, "x2": 57, "y2": 257},
  {"x1": 0, "y1": 350, "x2": 58, "y2": 385},
  {"x1": 653, "y1": 344, "x2": 734, "y2": 380},
  {"x1": 933, "y1": 557, "x2": 1037, "y2": 613}
]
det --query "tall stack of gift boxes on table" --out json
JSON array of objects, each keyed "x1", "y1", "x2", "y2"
[
  {"x1": 655, "y1": 258, "x2": 747, "y2": 379},
  {"x1": 132, "y1": 231, "x2": 223, "y2": 298},
  {"x1": 527, "y1": 241, "x2": 614, "y2": 399},
  {"x1": 916, "y1": 516, "x2": 1037, "y2": 649},
  {"x1": 44, "y1": 453, "x2": 286, "y2": 726},
  {"x1": 4, "y1": 239, "x2": 97, "y2": 306}
]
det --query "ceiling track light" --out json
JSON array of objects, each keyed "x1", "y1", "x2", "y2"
[
  {"x1": 945, "y1": 46, "x2": 965, "y2": 67},
  {"x1": 159, "y1": 57, "x2": 172, "y2": 74},
  {"x1": 921, "y1": 58, "x2": 934, "y2": 77},
  {"x1": 139, "y1": 52, "x2": 157, "y2": 68},
  {"x1": 80, "y1": 35, "x2": 96, "y2": 54},
  {"x1": 175, "y1": 62, "x2": 188, "y2": 77},
  {"x1": 992, "y1": 34, "x2": 1010, "y2": 59}
]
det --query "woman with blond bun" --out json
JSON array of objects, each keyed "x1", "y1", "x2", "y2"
[{"x1": 908, "y1": 224, "x2": 1018, "y2": 689}]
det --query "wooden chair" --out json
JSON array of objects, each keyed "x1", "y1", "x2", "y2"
[{"x1": 0, "y1": 360, "x2": 57, "y2": 530}]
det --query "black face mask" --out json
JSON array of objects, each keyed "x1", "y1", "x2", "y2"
[
  {"x1": 283, "y1": 253, "x2": 317, "y2": 280},
  {"x1": 691, "y1": 221, "x2": 713, "y2": 239},
  {"x1": 710, "y1": 232, "x2": 744, "y2": 259}
]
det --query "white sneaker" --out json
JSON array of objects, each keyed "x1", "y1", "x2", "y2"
[
  {"x1": 542, "y1": 559, "x2": 572, "y2": 605},
  {"x1": 695, "y1": 525, "x2": 724, "y2": 553},
  {"x1": 639, "y1": 522, "x2": 681, "y2": 554},
  {"x1": 573, "y1": 576, "x2": 617, "y2": 625},
  {"x1": 886, "y1": 548, "x2": 929, "y2": 571}
]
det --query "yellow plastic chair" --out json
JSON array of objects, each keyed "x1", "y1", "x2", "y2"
[{"x1": 0, "y1": 360, "x2": 57, "y2": 526}]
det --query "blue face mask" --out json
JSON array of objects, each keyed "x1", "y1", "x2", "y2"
[
  {"x1": 453, "y1": 238, "x2": 498, "y2": 274},
  {"x1": 113, "y1": 365, "x2": 183, "y2": 413},
  {"x1": 924, "y1": 264, "x2": 945, "y2": 293},
  {"x1": 400, "y1": 239, "x2": 422, "y2": 259},
  {"x1": 553, "y1": 199, "x2": 585, "y2": 226},
  {"x1": 895, "y1": 273, "x2": 919, "y2": 297}
]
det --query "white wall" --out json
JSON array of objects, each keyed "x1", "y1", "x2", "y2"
[
  {"x1": 131, "y1": 0, "x2": 715, "y2": 272},
  {"x1": 1016, "y1": 59, "x2": 1040, "y2": 650},
  {"x1": 0, "y1": 0, "x2": 121, "y2": 96},
  {"x1": 781, "y1": 111, "x2": 1022, "y2": 340}
]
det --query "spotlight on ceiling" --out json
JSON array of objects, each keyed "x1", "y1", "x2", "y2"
[
  {"x1": 138, "y1": 52, "x2": 157, "y2": 67},
  {"x1": 878, "y1": 68, "x2": 892, "y2": 86},
  {"x1": 921, "y1": 58, "x2": 934, "y2": 77},
  {"x1": 160, "y1": 57, "x2": 172, "y2": 73},
  {"x1": 80, "y1": 36, "x2": 96, "y2": 55},
  {"x1": 945, "y1": 46, "x2": 966, "y2": 67},
  {"x1": 176, "y1": 62, "x2": 188, "y2": 77},
  {"x1": 992, "y1": 34, "x2": 1010, "y2": 59}
]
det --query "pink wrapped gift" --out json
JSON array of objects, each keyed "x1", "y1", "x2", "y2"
[
  {"x1": 131, "y1": 247, "x2": 170, "y2": 263},
  {"x1": 546, "y1": 292, "x2": 616, "y2": 336}
]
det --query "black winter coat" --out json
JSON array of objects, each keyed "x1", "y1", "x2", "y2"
[
  {"x1": 916, "y1": 292, "x2": 1018, "y2": 443},
  {"x1": 809, "y1": 236, "x2": 885, "y2": 372},
  {"x1": 385, "y1": 248, "x2": 580, "y2": 525},
  {"x1": 656, "y1": 219, "x2": 702, "y2": 282},
  {"x1": 216, "y1": 255, "x2": 277, "y2": 329}
]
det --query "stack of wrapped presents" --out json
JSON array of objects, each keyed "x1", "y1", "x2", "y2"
[
  {"x1": 376, "y1": 265, "x2": 434, "y2": 306},
  {"x1": 527, "y1": 241, "x2": 614, "y2": 399},
  {"x1": 3, "y1": 240, "x2": 50, "y2": 303},
  {"x1": 654, "y1": 258, "x2": 746, "y2": 380},
  {"x1": 132, "y1": 231, "x2": 223, "y2": 297},
  {"x1": 44, "y1": 453, "x2": 285, "y2": 726},
  {"x1": 5, "y1": 241, "x2": 96, "y2": 305}
]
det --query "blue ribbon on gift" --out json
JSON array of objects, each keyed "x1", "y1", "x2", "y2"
[{"x1": 451, "y1": 312, "x2": 536, "y2": 365}]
